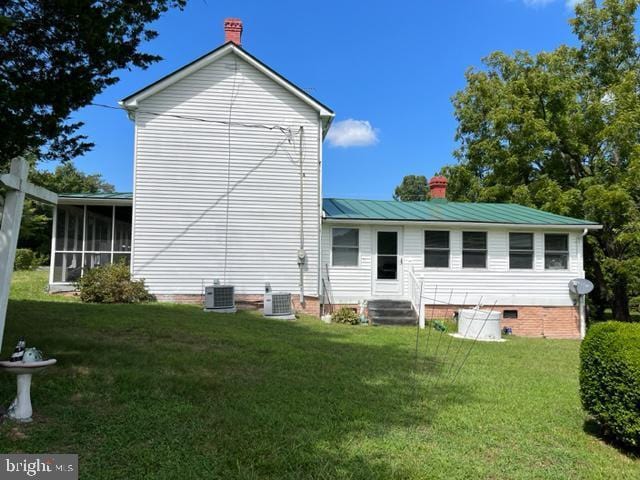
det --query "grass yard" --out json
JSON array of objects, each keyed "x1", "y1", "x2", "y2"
[{"x1": 0, "y1": 270, "x2": 637, "y2": 479}]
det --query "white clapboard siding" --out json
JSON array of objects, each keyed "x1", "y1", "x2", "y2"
[
  {"x1": 132, "y1": 51, "x2": 321, "y2": 296},
  {"x1": 322, "y1": 223, "x2": 585, "y2": 306}
]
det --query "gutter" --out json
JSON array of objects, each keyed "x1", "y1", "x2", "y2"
[{"x1": 322, "y1": 218, "x2": 602, "y2": 230}]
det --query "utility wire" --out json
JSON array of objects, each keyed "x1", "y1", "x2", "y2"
[{"x1": 90, "y1": 102, "x2": 294, "y2": 132}]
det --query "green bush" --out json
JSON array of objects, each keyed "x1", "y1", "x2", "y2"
[
  {"x1": 331, "y1": 307, "x2": 360, "y2": 325},
  {"x1": 14, "y1": 248, "x2": 41, "y2": 270},
  {"x1": 580, "y1": 321, "x2": 640, "y2": 449},
  {"x1": 78, "y1": 262, "x2": 154, "y2": 304}
]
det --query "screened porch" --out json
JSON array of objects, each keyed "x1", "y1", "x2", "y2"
[{"x1": 49, "y1": 194, "x2": 133, "y2": 286}]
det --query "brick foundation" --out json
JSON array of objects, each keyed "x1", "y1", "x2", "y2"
[
  {"x1": 424, "y1": 304, "x2": 580, "y2": 339},
  {"x1": 154, "y1": 293, "x2": 321, "y2": 317}
]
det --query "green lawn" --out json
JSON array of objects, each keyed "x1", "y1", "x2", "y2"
[{"x1": 0, "y1": 270, "x2": 637, "y2": 479}]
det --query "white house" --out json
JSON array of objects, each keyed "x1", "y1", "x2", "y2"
[{"x1": 48, "y1": 19, "x2": 600, "y2": 338}]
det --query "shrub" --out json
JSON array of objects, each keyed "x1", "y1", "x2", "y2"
[
  {"x1": 14, "y1": 249, "x2": 40, "y2": 270},
  {"x1": 580, "y1": 321, "x2": 640, "y2": 450},
  {"x1": 331, "y1": 307, "x2": 360, "y2": 325},
  {"x1": 78, "y1": 262, "x2": 154, "y2": 304}
]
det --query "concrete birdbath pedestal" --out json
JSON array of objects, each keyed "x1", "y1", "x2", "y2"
[{"x1": 0, "y1": 358, "x2": 56, "y2": 422}]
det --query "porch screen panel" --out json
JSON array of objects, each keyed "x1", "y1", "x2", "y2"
[{"x1": 52, "y1": 203, "x2": 133, "y2": 283}]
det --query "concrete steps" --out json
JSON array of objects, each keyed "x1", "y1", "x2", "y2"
[{"x1": 368, "y1": 300, "x2": 417, "y2": 326}]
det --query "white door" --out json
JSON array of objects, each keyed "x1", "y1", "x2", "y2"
[{"x1": 373, "y1": 228, "x2": 403, "y2": 297}]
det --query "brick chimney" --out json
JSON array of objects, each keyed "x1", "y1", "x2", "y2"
[
  {"x1": 429, "y1": 176, "x2": 448, "y2": 200},
  {"x1": 224, "y1": 18, "x2": 243, "y2": 46}
]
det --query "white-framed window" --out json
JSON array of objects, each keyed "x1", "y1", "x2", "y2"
[
  {"x1": 509, "y1": 233, "x2": 534, "y2": 269},
  {"x1": 545, "y1": 233, "x2": 569, "y2": 270},
  {"x1": 332, "y1": 227, "x2": 359, "y2": 267},
  {"x1": 424, "y1": 230, "x2": 450, "y2": 268},
  {"x1": 462, "y1": 231, "x2": 487, "y2": 268},
  {"x1": 52, "y1": 204, "x2": 132, "y2": 283}
]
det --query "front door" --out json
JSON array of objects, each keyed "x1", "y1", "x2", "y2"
[{"x1": 373, "y1": 228, "x2": 403, "y2": 297}]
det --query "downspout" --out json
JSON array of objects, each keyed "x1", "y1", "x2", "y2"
[
  {"x1": 298, "y1": 126, "x2": 306, "y2": 308},
  {"x1": 580, "y1": 228, "x2": 588, "y2": 339}
]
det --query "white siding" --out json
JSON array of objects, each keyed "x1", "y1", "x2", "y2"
[
  {"x1": 322, "y1": 223, "x2": 586, "y2": 307},
  {"x1": 132, "y1": 51, "x2": 321, "y2": 296}
]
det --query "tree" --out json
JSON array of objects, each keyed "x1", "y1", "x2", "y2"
[
  {"x1": 445, "y1": 0, "x2": 640, "y2": 320},
  {"x1": 29, "y1": 163, "x2": 114, "y2": 195},
  {"x1": 0, "y1": 1, "x2": 185, "y2": 170},
  {"x1": 393, "y1": 175, "x2": 429, "y2": 201},
  {"x1": 18, "y1": 163, "x2": 115, "y2": 256}
]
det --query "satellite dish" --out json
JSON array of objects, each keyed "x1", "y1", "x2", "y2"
[{"x1": 569, "y1": 278, "x2": 594, "y2": 295}]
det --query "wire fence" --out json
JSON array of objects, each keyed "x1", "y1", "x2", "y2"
[{"x1": 412, "y1": 284, "x2": 502, "y2": 391}]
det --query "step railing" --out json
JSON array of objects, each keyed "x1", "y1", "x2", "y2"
[{"x1": 408, "y1": 268, "x2": 426, "y2": 329}]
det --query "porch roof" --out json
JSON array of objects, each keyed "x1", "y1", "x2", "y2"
[
  {"x1": 323, "y1": 198, "x2": 600, "y2": 228},
  {"x1": 58, "y1": 192, "x2": 133, "y2": 206}
]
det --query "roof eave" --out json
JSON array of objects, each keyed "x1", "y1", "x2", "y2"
[
  {"x1": 322, "y1": 217, "x2": 602, "y2": 230},
  {"x1": 120, "y1": 43, "x2": 334, "y2": 120}
]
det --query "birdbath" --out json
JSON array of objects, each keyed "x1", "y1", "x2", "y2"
[{"x1": 0, "y1": 359, "x2": 56, "y2": 422}]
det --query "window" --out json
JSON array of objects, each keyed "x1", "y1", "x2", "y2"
[
  {"x1": 503, "y1": 310, "x2": 518, "y2": 319},
  {"x1": 332, "y1": 228, "x2": 359, "y2": 266},
  {"x1": 377, "y1": 231, "x2": 398, "y2": 279},
  {"x1": 509, "y1": 233, "x2": 534, "y2": 269},
  {"x1": 463, "y1": 232, "x2": 487, "y2": 268},
  {"x1": 545, "y1": 234, "x2": 569, "y2": 270},
  {"x1": 424, "y1": 231, "x2": 450, "y2": 268}
]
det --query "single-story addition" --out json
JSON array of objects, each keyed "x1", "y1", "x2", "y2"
[{"x1": 48, "y1": 19, "x2": 601, "y2": 338}]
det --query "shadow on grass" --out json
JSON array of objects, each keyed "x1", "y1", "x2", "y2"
[
  {"x1": 583, "y1": 419, "x2": 640, "y2": 459},
  {"x1": 0, "y1": 299, "x2": 475, "y2": 479}
]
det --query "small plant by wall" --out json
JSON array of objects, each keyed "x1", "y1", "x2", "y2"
[{"x1": 331, "y1": 307, "x2": 360, "y2": 325}]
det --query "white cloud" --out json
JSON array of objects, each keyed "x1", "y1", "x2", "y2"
[{"x1": 326, "y1": 119, "x2": 379, "y2": 148}]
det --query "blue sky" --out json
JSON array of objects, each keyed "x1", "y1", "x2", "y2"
[{"x1": 70, "y1": 0, "x2": 582, "y2": 199}]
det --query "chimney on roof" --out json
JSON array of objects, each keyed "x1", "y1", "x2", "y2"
[
  {"x1": 429, "y1": 176, "x2": 448, "y2": 200},
  {"x1": 224, "y1": 18, "x2": 243, "y2": 46}
]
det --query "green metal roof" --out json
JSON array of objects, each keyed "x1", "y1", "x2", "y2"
[
  {"x1": 323, "y1": 198, "x2": 600, "y2": 227},
  {"x1": 59, "y1": 192, "x2": 133, "y2": 200}
]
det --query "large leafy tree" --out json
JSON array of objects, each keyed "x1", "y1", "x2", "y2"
[
  {"x1": 445, "y1": 0, "x2": 640, "y2": 320},
  {"x1": 0, "y1": 1, "x2": 185, "y2": 169},
  {"x1": 393, "y1": 175, "x2": 430, "y2": 201}
]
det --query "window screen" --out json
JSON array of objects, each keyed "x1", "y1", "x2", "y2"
[
  {"x1": 509, "y1": 233, "x2": 534, "y2": 269},
  {"x1": 332, "y1": 228, "x2": 359, "y2": 266},
  {"x1": 424, "y1": 231, "x2": 449, "y2": 268},
  {"x1": 545, "y1": 234, "x2": 569, "y2": 270},
  {"x1": 462, "y1": 232, "x2": 487, "y2": 268}
]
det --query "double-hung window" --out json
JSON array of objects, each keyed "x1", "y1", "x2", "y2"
[
  {"x1": 332, "y1": 228, "x2": 359, "y2": 267},
  {"x1": 424, "y1": 231, "x2": 450, "y2": 268},
  {"x1": 545, "y1": 234, "x2": 569, "y2": 270},
  {"x1": 509, "y1": 233, "x2": 534, "y2": 269},
  {"x1": 462, "y1": 232, "x2": 487, "y2": 268}
]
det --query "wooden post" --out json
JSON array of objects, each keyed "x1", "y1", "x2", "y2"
[
  {"x1": 0, "y1": 159, "x2": 29, "y2": 351},
  {"x1": 0, "y1": 158, "x2": 57, "y2": 352}
]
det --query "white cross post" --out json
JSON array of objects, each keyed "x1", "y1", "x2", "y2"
[{"x1": 0, "y1": 157, "x2": 58, "y2": 352}]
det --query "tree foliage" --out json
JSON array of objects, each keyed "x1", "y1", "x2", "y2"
[
  {"x1": 445, "y1": 0, "x2": 640, "y2": 320},
  {"x1": 393, "y1": 175, "x2": 429, "y2": 201},
  {"x1": 0, "y1": 1, "x2": 185, "y2": 169}
]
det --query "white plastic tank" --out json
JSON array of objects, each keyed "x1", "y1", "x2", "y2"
[{"x1": 457, "y1": 309, "x2": 502, "y2": 340}]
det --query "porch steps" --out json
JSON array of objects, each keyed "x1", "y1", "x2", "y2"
[{"x1": 368, "y1": 300, "x2": 417, "y2": 326}]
